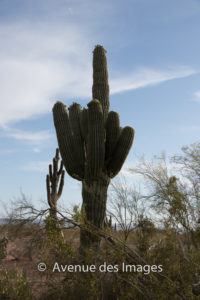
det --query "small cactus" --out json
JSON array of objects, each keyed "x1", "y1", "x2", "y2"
[
  {"x1": 0, "y1": 232, "x2": 8, "y2": 259},
  {"x1": 104, "y1": 216, "x2": 112, "y2": 228},
  {"x1": 46, "y1": 148, "x2": 65, "y2": 221}
]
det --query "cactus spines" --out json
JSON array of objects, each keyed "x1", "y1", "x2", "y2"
[
  {"x1": 46, "y1": 148, "x2": 65, "y2": 220},
  {"x1": 52, "y1": 45, "x2": 134, "y2": 252}
]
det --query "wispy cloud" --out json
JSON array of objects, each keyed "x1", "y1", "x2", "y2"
[
  {"x1": 110, "y1": 66, "x2": 197, "y2": 94},
  {"x1": 0, "y1": 16, "x2": 197, "y2": 127},
  {"x1": 111, "y1": 163, "x2": 145, "y2": 187},
  {"x1": 0, "y1": 22, "x2": 92, "y2": 127},
  {"x1": 22, "y1": 160, "x2": 49, "y2": 172},
  {"x1": 0, "y1": 149, "x2": 16, "y2": 155},
  {"x1": 193, "y1": 90, "x2": 200, "y2": 102},
  {"x1": 179, "y1": 125, "x2": 200, "y2": 133},
  {"x1": 3, "y1": 128, "x2": 52, "y2": 144},
  {"x1": 33, "y1": 147, "x2": 40, "y2": 153}
]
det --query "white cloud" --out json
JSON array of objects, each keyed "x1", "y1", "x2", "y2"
[
  {"x1": 193, "y1": 90, "x2": 200, "y2": 102},
  {"x1": 179, "y1": 125, "x2": 200, "y2": 133},
  {"x1": 33, "y1": 147, "x2": 40, "y2": 153},
  {"x1": 110, "y1": 162, "x2": 145, "y2": 189},
  {"x1": 0, "y1": 149, "x2": 16, "y2": 155},
  {"x1": 110, "y1": 66, "x2": 197, "y2": 95},
  {"x1": 22, "y1": 160, "x2": 49, "y2": 172},
  {"x1": 3, "y1": 128, "x2": 52, "y2": 144},
  {"x1": 0, "y1": 22, "x2": 92, "y2": 127},
  {"x1": 0, "y1": 19, "x2": 197, "y2": 128}
]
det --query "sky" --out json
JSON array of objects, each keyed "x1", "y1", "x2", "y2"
[{"x1": 0, "y1": 0, "x2": 200, "y2": 212}]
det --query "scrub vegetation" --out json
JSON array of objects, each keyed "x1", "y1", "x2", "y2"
[{"x1": 0, "y1": 46, "x2": 200, "y2": 299}]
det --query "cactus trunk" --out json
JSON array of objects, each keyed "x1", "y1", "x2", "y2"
[
  {"x1": 49, "y1": 207, "x2": 57, "y2": 220},
  {"x1": 80, "y1": 175, "x2": 110, "y2": 250}
]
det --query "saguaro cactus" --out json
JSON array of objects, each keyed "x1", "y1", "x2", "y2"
[
  {"x1": 0, "y1": 233, "x2": 8, "y2": 259},
  {"x1": 53, "y1": 45, "x2": 134, "y2": 251},
  {"x1": 46, "y1": 148, "x2": 65, "y2": 221},
  {"x1": 104, "y1": 215, "x2": 112, "y2": 229}
]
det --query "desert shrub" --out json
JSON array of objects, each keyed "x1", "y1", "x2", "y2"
[
  {"x1": 0, "y1": 268, "x2": 32, "y2": 300},
  {"x1": 36, "y1": 217, "x2": 75, "y2": 273},
  {"x1": 3, "y1": 141, "x2": 200, "y2": 299}
]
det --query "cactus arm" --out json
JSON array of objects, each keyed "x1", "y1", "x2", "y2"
[
  {"x1": 86, "y1": 99, "x2": 105, "y2": 179},
  {"x1": 58, "y1": 170, "x2": 65, "y2": 198},
  {"x1": 105, "y1": 111, "x2": 121, "y2": 163},
  {"x1": 53, "y1": 102, "x2": 83, "y2": 180},
  {"x1": 68, "y1": 103, "x2": 85, "y2": 178},
  {"x1": 80, "y1": 108, "x2": 88, "y2": 142},
  {"x1": 52, "y1": 158, "x2": 58, "y2": 194},
  {"x1": 55, "y1": 148, "x2": 59, "y2": 160},
  {"x1": 53, "y1": 157, "x2": 58, "y2": 175},
  {"x1": 46, "y1": 174, "x2": 53, "y2": 208},
  {"x1": 92, "y1": 45, "x2": 109, "y2": 122},
  {"x1": 107, "y1": 126, "x2": 135, "y2": 178},
  {"x1": 58, "y1": 160, "x2": 64, "y2": 175},
  {"x1": 49, "y1": 164, "x2": 53, "y2": 182}
]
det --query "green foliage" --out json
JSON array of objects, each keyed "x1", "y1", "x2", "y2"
[
  {"x1": 37, "y1": 138, "x2": 200, "y2": 299},
  {"x1": 36, "y1": 224, "x2": 200, "y2": 300},
  {"x1": 41, "y1": 216, "x2": 74, "y2": 263},
  {"x1": 44, "y1": 216, "x2": 63, "y2": 239},
  {"x1": 0, "y1": 268, "x2": 32, "y2": 300},
  {"x1": 136, "y1": 216, "x2": 155, "y2": 254}
]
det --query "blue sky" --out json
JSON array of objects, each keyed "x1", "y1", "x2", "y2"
[{"x1": 0, "y1": 0, "x2": 200, "y2": 212}]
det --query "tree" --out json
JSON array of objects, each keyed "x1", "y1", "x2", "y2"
[
  {"x1": 172, "y1": 141, "x2": 200, "y2": 227},
  {"x1": 108, "y1": 175, "x2": 145, "y2": 242},
  {"x1": 129, "y1": 144, "x2": 200, "y2": 247}
]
